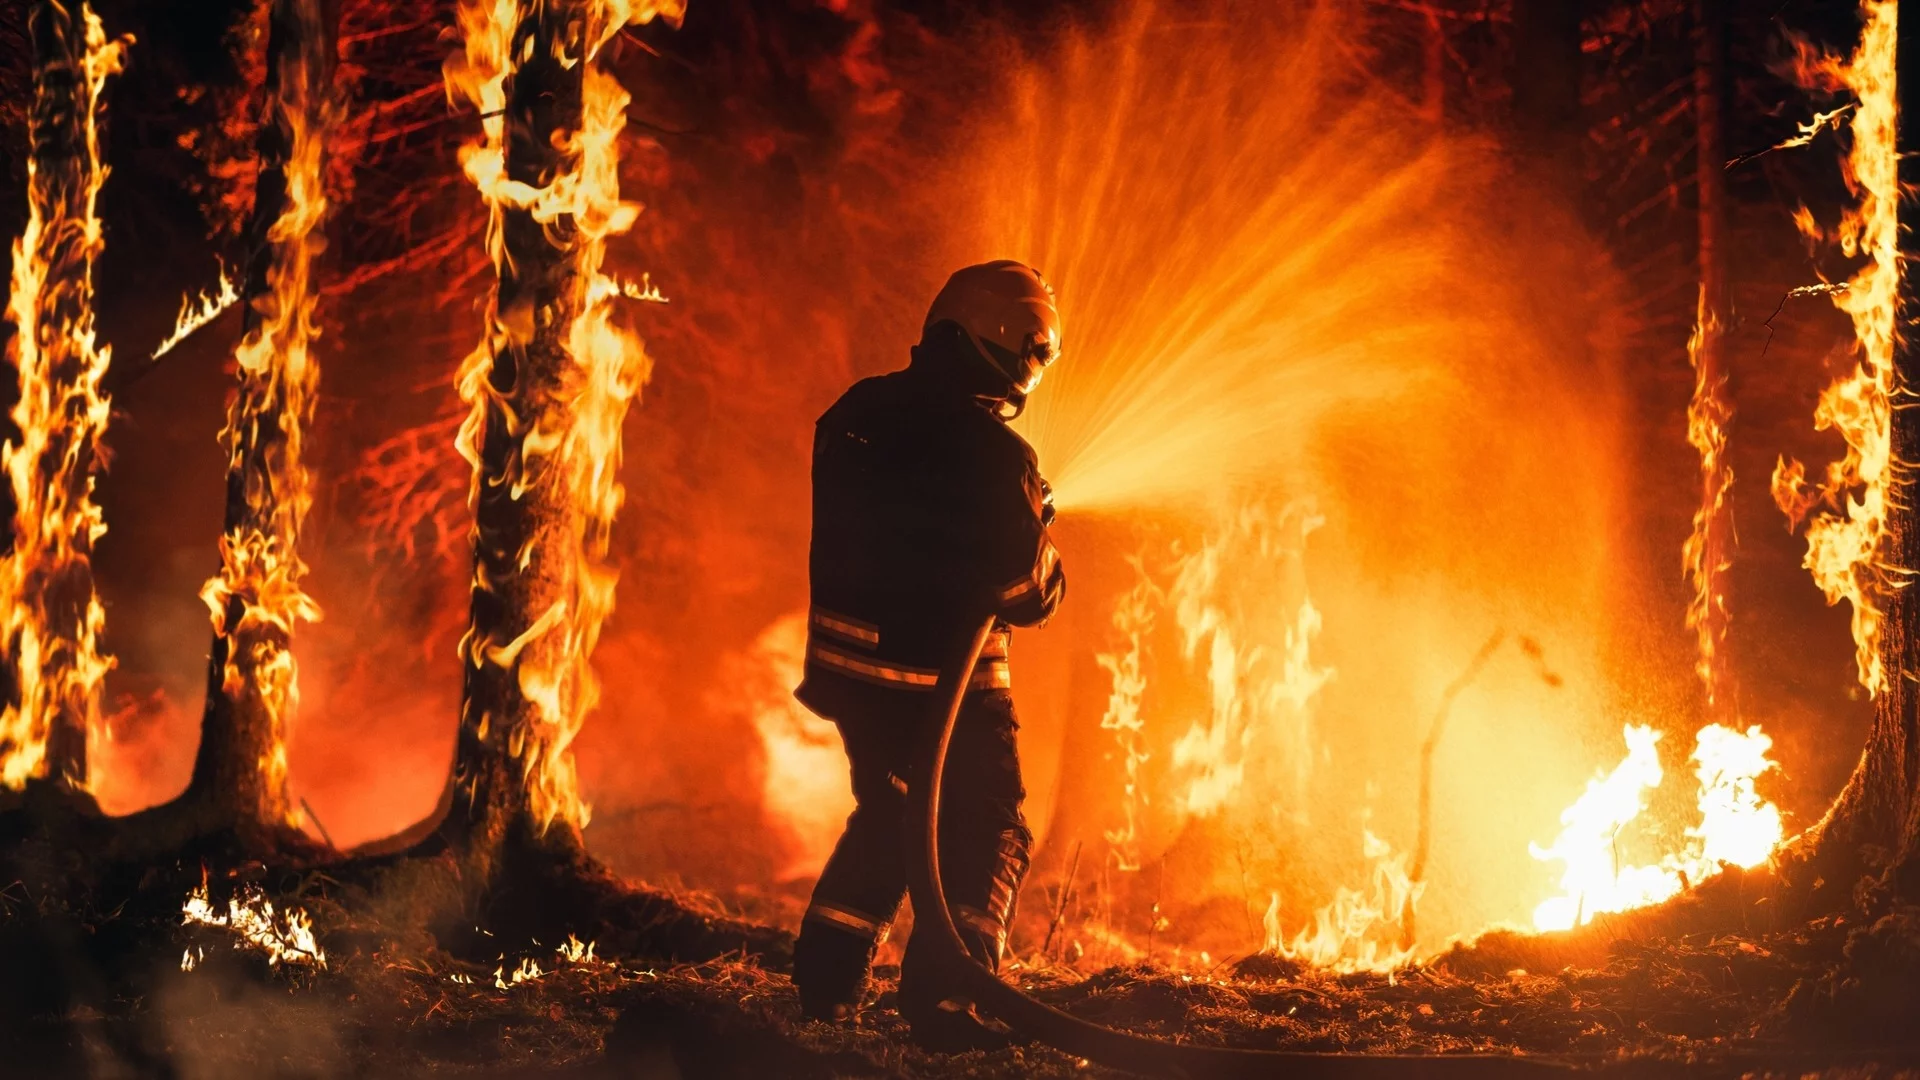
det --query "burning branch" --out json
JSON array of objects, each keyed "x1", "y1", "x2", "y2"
[
  {"x1": 442, "y1": 0, "x2": 683, "y2": 856},
  {"x1": 189, "y1": 0, "x2": 338, "y2": 831},
  {"x1": 0, "y1": 1, "x2": 130, "y2": 794}
]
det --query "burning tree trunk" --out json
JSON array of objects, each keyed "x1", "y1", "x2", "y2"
[
  {"x1": 1684, "y1": 0, "x2": 1735, "y2": 720},
  {"x1": 187, "y1": 0, "x2": 337, "y2": 835},
  {"x1": 1770, "y1": 0, "x2": 1917, "y2": 883},
  {"x1": 0, "y1": 1, "x2": 127, "y2": 800},
  {"x1": 439, "y1": 0, "x2": 681, "y2": 878}
]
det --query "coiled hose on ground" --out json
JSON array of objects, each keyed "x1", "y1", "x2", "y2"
[{"x1": 907, "y1": 615, "x2": 1579, "y2": 1080}]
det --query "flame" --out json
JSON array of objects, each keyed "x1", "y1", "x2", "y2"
[
  {"x1": 1530, "y1": 723, "x2": 1783, "y2": 932},
  {"x1": 0, "y1": 4, "x2": 130, "y2": 791},
  {"x1": 1263, "y1": 823, "x2": 1421, "y2": 974},
  {"x1": 182, "y1": 877, "x2": 327, "y2": 969},
  {"x1": 198, "y1": 0, "x2": 337, "y2": 824},
  {"x1": 1682, "y1": 298, "x2": 1734, "y2": 708},
  {"x1": 1095, "y1": 571, "x2": 1155, "y2": 871},
  {"x1": 1770, "y1": 0, "x2": 1899, "y2": 696},
  {"x1": 151, "y1": 267, "x2": 241, "y2": 360},
  {"x1": 447, "y1": 0, "x2": 684, "y2": 833},
  {"x1": 1168, "y1": 505, "x2": 1331, "y2": 819},
  {"x1": 494, "y1": 956, "x2": 544, "y2": 988}
]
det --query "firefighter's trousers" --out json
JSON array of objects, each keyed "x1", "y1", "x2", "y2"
[{"x1": 791, "y1": 688, "x2": 1032, "y2": 1025}]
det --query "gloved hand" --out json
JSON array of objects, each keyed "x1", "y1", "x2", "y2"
[{"x1": 1039, "y1": 479, "x2": 1056, "y2": 527}]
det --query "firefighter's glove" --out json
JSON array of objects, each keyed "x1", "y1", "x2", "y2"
[{"x1": 1039, "y1": 479, "x2": 1056, "y2": 528}]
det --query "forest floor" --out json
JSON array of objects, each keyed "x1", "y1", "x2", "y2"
[{"x1": 6, "y1": 854, "x2": 1920, "y2": 1079}]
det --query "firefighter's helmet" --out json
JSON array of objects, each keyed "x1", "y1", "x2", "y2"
[{"x1": 923, "y1": 260, "x2": 1062, "y2": 401}]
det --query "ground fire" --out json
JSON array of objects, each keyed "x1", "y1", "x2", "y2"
[{"x1": 6, "y1": 0, "x2": 1920, "y2": 1076}]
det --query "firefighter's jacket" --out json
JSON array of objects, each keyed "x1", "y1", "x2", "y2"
[{"x1": 796, "y1": 358, "x2": 1065, "y2": 717}]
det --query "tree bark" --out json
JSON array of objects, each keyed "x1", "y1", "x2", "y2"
[
  {"x1": 441, "y1": 0, "x2": 594, "y2": 876},
  {"x1": 188, "y1": 0, "x2": 336, "y2": 835},
  {"x1": 0, "y1": 1, "x2": 125, "y2": 798}
]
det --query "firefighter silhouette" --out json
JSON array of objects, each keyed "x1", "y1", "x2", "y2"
[{"x1": 792, "y1": 261, "x2": 1067, "y2": 1051}]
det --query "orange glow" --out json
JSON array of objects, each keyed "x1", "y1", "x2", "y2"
[
  {"x1": 739, "y1": 614, "x2": 852, "y2": 879},
  {"x1": 447, "y1": 0, "x2": 684, "y2": 833},
  {"x1": 0, "y1": 4, "x2": 130, "y2": 791},
  {"x1": 198, "y1": 0, "x2": 337, "y2": 825},
  {"x1": 1771, "y1": 0, "x2": 1899, "y2": 696}
]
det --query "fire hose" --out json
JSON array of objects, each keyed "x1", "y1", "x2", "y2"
[{"x1": 907, "y1": 615, "x2": 1578, "y2": 1079}]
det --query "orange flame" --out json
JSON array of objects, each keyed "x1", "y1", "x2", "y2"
[
  {"x1": 447, "y1": 0, "x2": 684, "y2": 832},
  {"x1": 1770, "y1": 0, "x2": 1900, "y2": 696},
  {"x1": 0, "y1": 4, "x2": 130, "y2": 791},
  {"x1": 197, "y1": 0, "x2": 337, "y2": 823},
  {"x1": 1263, "y1": 820, "x2": 1421, "y2": 973},
  {"x1": 1682, "y1": 298, "x2": 1734, "y2": 707}
]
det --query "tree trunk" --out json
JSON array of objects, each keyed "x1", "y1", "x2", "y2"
[
  {"x1": 441, "y1": 0, "x2": 595, "y2": 877},
  {"x1": 0, "y1": 1, "x2": 125, "y2": 799},
  {"x1": 1806, "y1": 0, "x2": 1918, "y2": 882},
  {"x1": 1685, "y1": 0, "x2": 1736, "y2": 721},
  {"x1": 188, "y1": 0, "x2": 336, "y2": 836}
]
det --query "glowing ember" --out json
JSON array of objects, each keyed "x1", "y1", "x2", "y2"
[
  {"x1": 197, "y1": 0, "x2": 337, "y2": 825},
  {"x1": 0, "y1": 3, "x2": 130, "y2": 791},
  {"x1": 447, "y1": 0, "x2": 684, "y2": 834},
  {"x1": 181, "y1": 879, "x2": 327, "y2": 969},
  {"x1": 151, "y1": 267, "x2": 240, "y2": 360},
  {"x1": 1531, "y1": 724, "x2": 1784, "y2": 932},
  {"x1": 1770, "y1": 0, "x2": 1899, "y2": 696}
]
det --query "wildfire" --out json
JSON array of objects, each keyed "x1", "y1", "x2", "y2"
[
  {"x1": 1264, "y1": 823, "x2": 1421, "y2": 974},
  {"x1": 447, "y1": 0, "x2": 684, "y2": 833},
  {"x1": 181, "y1": 878, "x2": 327, "y2": 969},
  {"x1": 1530, "y1": 724, "x2": 1783, "y2": 932},
  {"x1": 0, "y1": 3, "x2": 130, "y2": 791},
  {"x1": 151, "y1": 267, "x2": 240, "y2": 360},
  {"x1": 1770, "y1": 0, "x2": 1899, "y2": 696},
  {"x1": 198, "y1": 0, "x2": 337, "y2": 824}
]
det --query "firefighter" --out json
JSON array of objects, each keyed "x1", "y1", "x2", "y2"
[{"x1": 791, "y1": 260, "x2": 1067, "y2": 1051}]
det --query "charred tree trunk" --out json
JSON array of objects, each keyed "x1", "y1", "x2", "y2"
[
  {"x1": 440, "y1": 0, "x2": 593, "y2": 879},
  {"x1": 187, "y1": 0, "x2": 336, "y2": 838},
  {"x1": 0, "y1": 1, "x2": 125, "y2": 802},
  {"x1": 1686, "y1": 0, "x2": 1736, "y2": 721}
]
